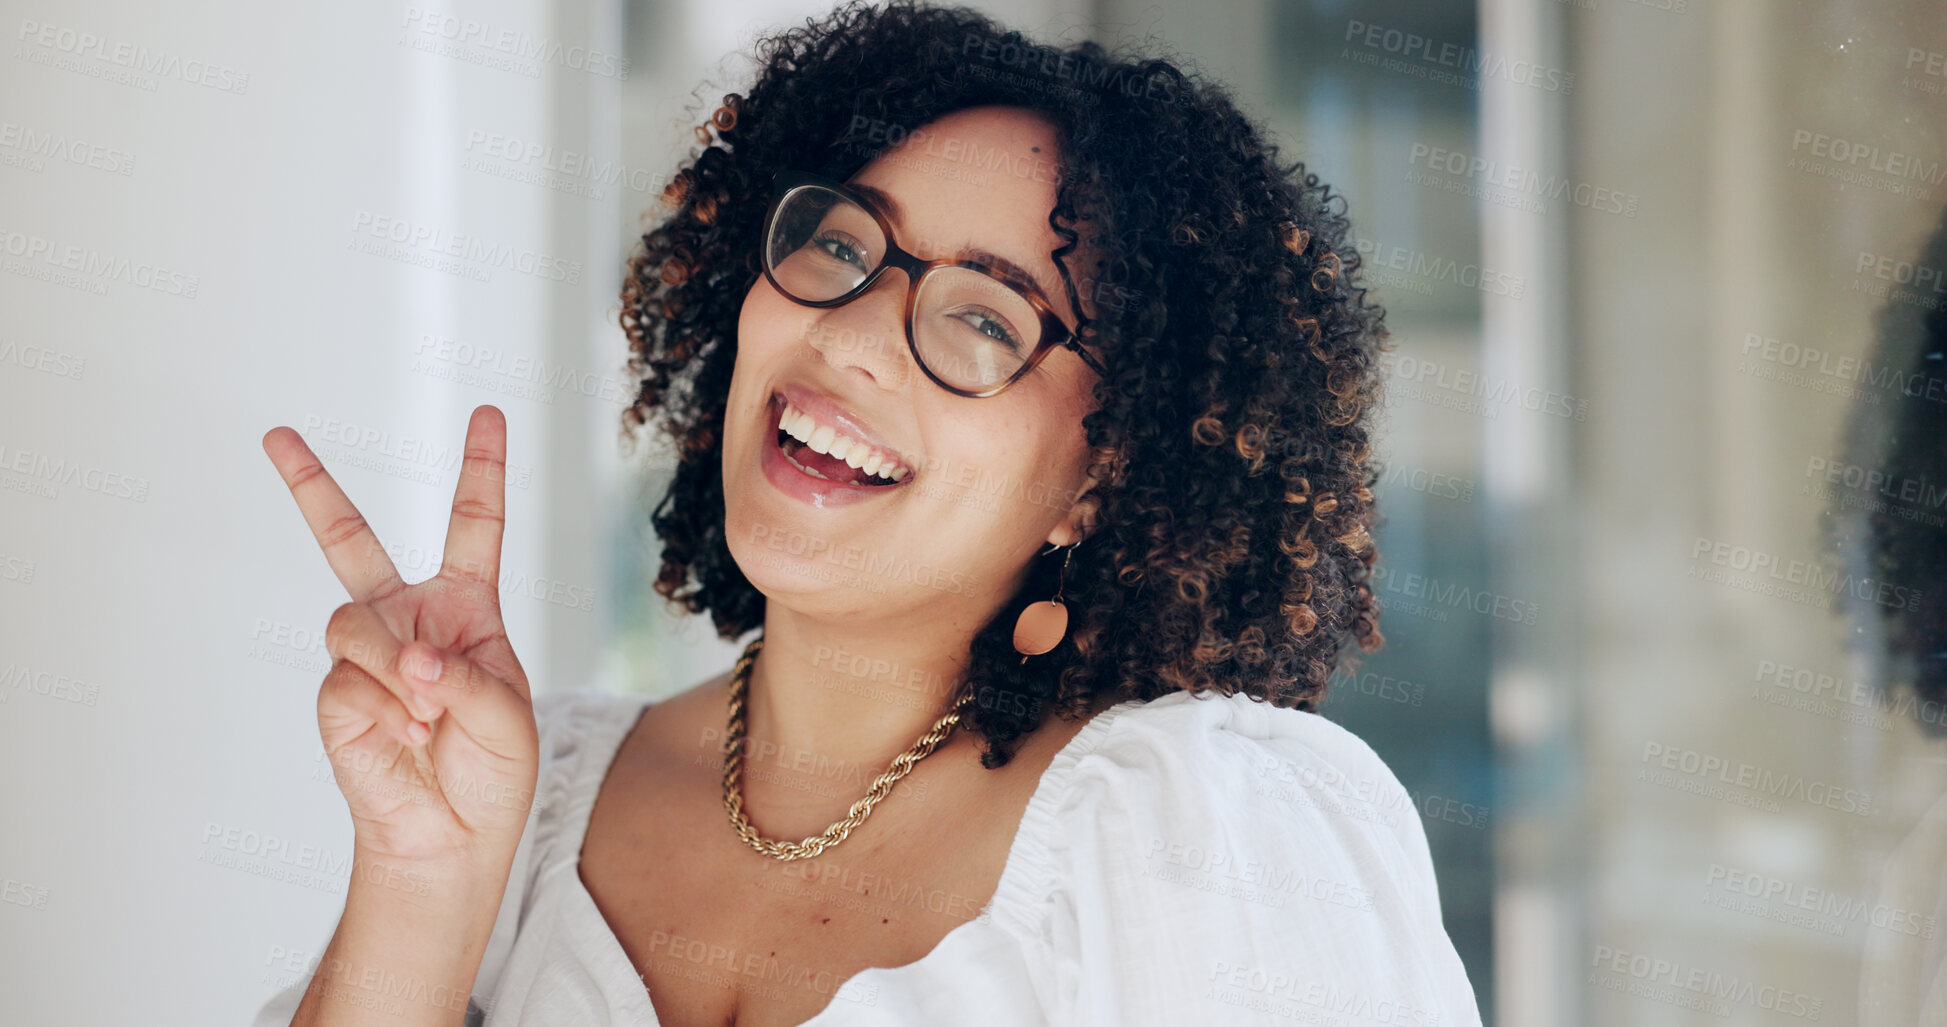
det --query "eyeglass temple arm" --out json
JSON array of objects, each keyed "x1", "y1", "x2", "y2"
[{"x1": 1065, "y1": 336, "x2": 1109, "y2": 379}]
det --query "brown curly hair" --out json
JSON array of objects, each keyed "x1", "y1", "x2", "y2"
[{"x1": 617, "y1": 0, "x2": 1392, "y2": 769}]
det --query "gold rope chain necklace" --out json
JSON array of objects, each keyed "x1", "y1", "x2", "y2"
[{"x1": 722, "y1": 635, "x2": 976, "y2": 861}]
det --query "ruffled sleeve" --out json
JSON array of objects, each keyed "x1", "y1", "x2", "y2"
[
  {"x1": 249, "y1": 686, "x2": 632, "y2": 1027},
  {"x1": 1039, "y1": 690, "x2": 1482, "y2": 1027}
]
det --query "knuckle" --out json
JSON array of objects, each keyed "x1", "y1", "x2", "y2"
[
  {"x1": 318, "y1": 659, "x2": 357, "y2": 705},
  {"x1": 324, "y1": 602, "x2": 359, "y2": 656}
]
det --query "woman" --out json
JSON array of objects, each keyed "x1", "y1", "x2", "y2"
[{"x1": 256, "y1": 1, "x2": 1482, "y2": 1024}]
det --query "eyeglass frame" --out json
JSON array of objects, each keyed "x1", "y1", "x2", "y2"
[{"x1": 758, "y1": 169, "x2": 1109, "y2": 399}]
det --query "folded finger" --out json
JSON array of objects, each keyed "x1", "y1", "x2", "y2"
[
  {"x1": 325, "y1": 600, "x2": 443, "y2": 723},
  {"x1": 318, "y1": 656, "x2": 431, "y2": 752}
]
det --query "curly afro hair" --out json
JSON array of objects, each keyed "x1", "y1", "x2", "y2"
[
  {"x1": 1828, "y1": 201, "x2": 1947, "y2": 738},
  {"x1": 618, "y1": 0, "x2": 1393, "y2": 768}
]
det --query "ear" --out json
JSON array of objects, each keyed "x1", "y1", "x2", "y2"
[{"x1": 1046, "y1": 468, "x2": 1102, "y2": 548}]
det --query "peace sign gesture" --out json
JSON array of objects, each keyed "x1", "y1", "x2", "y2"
[{"x1": 262, "y1": 405, "x2": 541, "y2": 869}]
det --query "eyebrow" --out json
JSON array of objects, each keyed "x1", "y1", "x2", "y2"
[{"x1": 847, "y1": 181, "x2": 1068, "y2": 307}]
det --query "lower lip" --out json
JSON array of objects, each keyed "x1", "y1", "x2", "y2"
[{"x1": 759, "y1": 393, "x2": 911, "y2": 509}]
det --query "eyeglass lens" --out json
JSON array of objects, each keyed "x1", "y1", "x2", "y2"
[{"x1": 765, "y1": 184, "x2": 1044, "y2": 392}]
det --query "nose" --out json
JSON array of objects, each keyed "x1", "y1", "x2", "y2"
[{"x1": 804, "y1": 268, "x2": 914, "y2": 388}]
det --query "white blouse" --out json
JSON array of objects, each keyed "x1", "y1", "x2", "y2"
[{"x1": 254, "y1": 685, "x2": 1483, "y2": 1026}]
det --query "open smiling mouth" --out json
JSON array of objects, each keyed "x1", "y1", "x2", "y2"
[{"x1": 770, "y1": 393, "x2": 913, "y2": 489}]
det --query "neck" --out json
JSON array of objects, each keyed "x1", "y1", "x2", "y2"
[{"x1": 741, "y1": 603, "x2": 990, "y2": 782}]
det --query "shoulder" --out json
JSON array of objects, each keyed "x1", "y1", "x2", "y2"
[
  {"x1": 527, "y1": 685, "x2": 654, "y2": 819},
  {"x1": 531, "y1": 684, "x2": 647, "y2": 739},
  {"x1": 1057, "y1": 689, "x2": 1426, "y2": 866},
  {"x1": 1033, "y1": 690, "x2": 1480, "y2": 1026},
  {"x1": 496, "y1": 684, "x2": 654, "y2": 889}
]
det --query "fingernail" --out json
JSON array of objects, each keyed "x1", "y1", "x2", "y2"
[
  {"x1": 413, "y1": 652, "x2": 443, "y2": 684},
  {"x1": 406, "y1": 682, "x2": 443, "y2": 719},
  {"x1": 407, "y1": 721, "x2": 431, "y2": 745}
]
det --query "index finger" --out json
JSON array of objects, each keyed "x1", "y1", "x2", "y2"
[{"x1": 262, "y1": 425, "x2": 406, "y2": 604}]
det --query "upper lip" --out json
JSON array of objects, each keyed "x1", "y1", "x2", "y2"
[{"x1": 771, "y1": 380, "x2": 920, "y2": 474}]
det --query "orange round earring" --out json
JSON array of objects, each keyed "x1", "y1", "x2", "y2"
[{"x1": 1013, "y1": 541, "x2": 1078, "y2": 660}]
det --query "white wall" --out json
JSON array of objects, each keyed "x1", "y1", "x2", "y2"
[{"x1": 0, "y1": 0, "x2": 628, "y2": 1020}]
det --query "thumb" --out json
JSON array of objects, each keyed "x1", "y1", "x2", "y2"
[{"x1": 401, "y1": 640, "x2": 536, "y2": 760}]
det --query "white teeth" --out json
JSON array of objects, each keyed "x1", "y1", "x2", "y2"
[
  {"x1": 776, "y1": 398, "x2": 909, "y2": 482},
  {"x1": 778, "y1": 404, "x2": 809, "y2": 441}
]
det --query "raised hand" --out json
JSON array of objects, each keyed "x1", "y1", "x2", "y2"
[{"x1": 262, "y1": 405, "x2": 541, "y2": 869}]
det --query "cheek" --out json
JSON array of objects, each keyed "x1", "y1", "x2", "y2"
[
  {"x1": 941, "y1": 422, "x2": 1089, "y2": 522},
  {"x1": 736, "y1": 279, "x2": 801, "y2": 361},
  {"x1": 735, "y1": 286, "x2": 766, "y2": 350}
]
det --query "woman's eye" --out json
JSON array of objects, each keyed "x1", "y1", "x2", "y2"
[
  {"x1": 812, "y1": 232, "x2": 868, "y2": 268},
  {"x1": 958, "y1": 309, "x2": 1024, "y2": 351}
]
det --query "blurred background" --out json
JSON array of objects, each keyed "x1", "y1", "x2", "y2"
[{"x1": 4, "y1": 0, "x2": 1945, "y2": 1023}]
